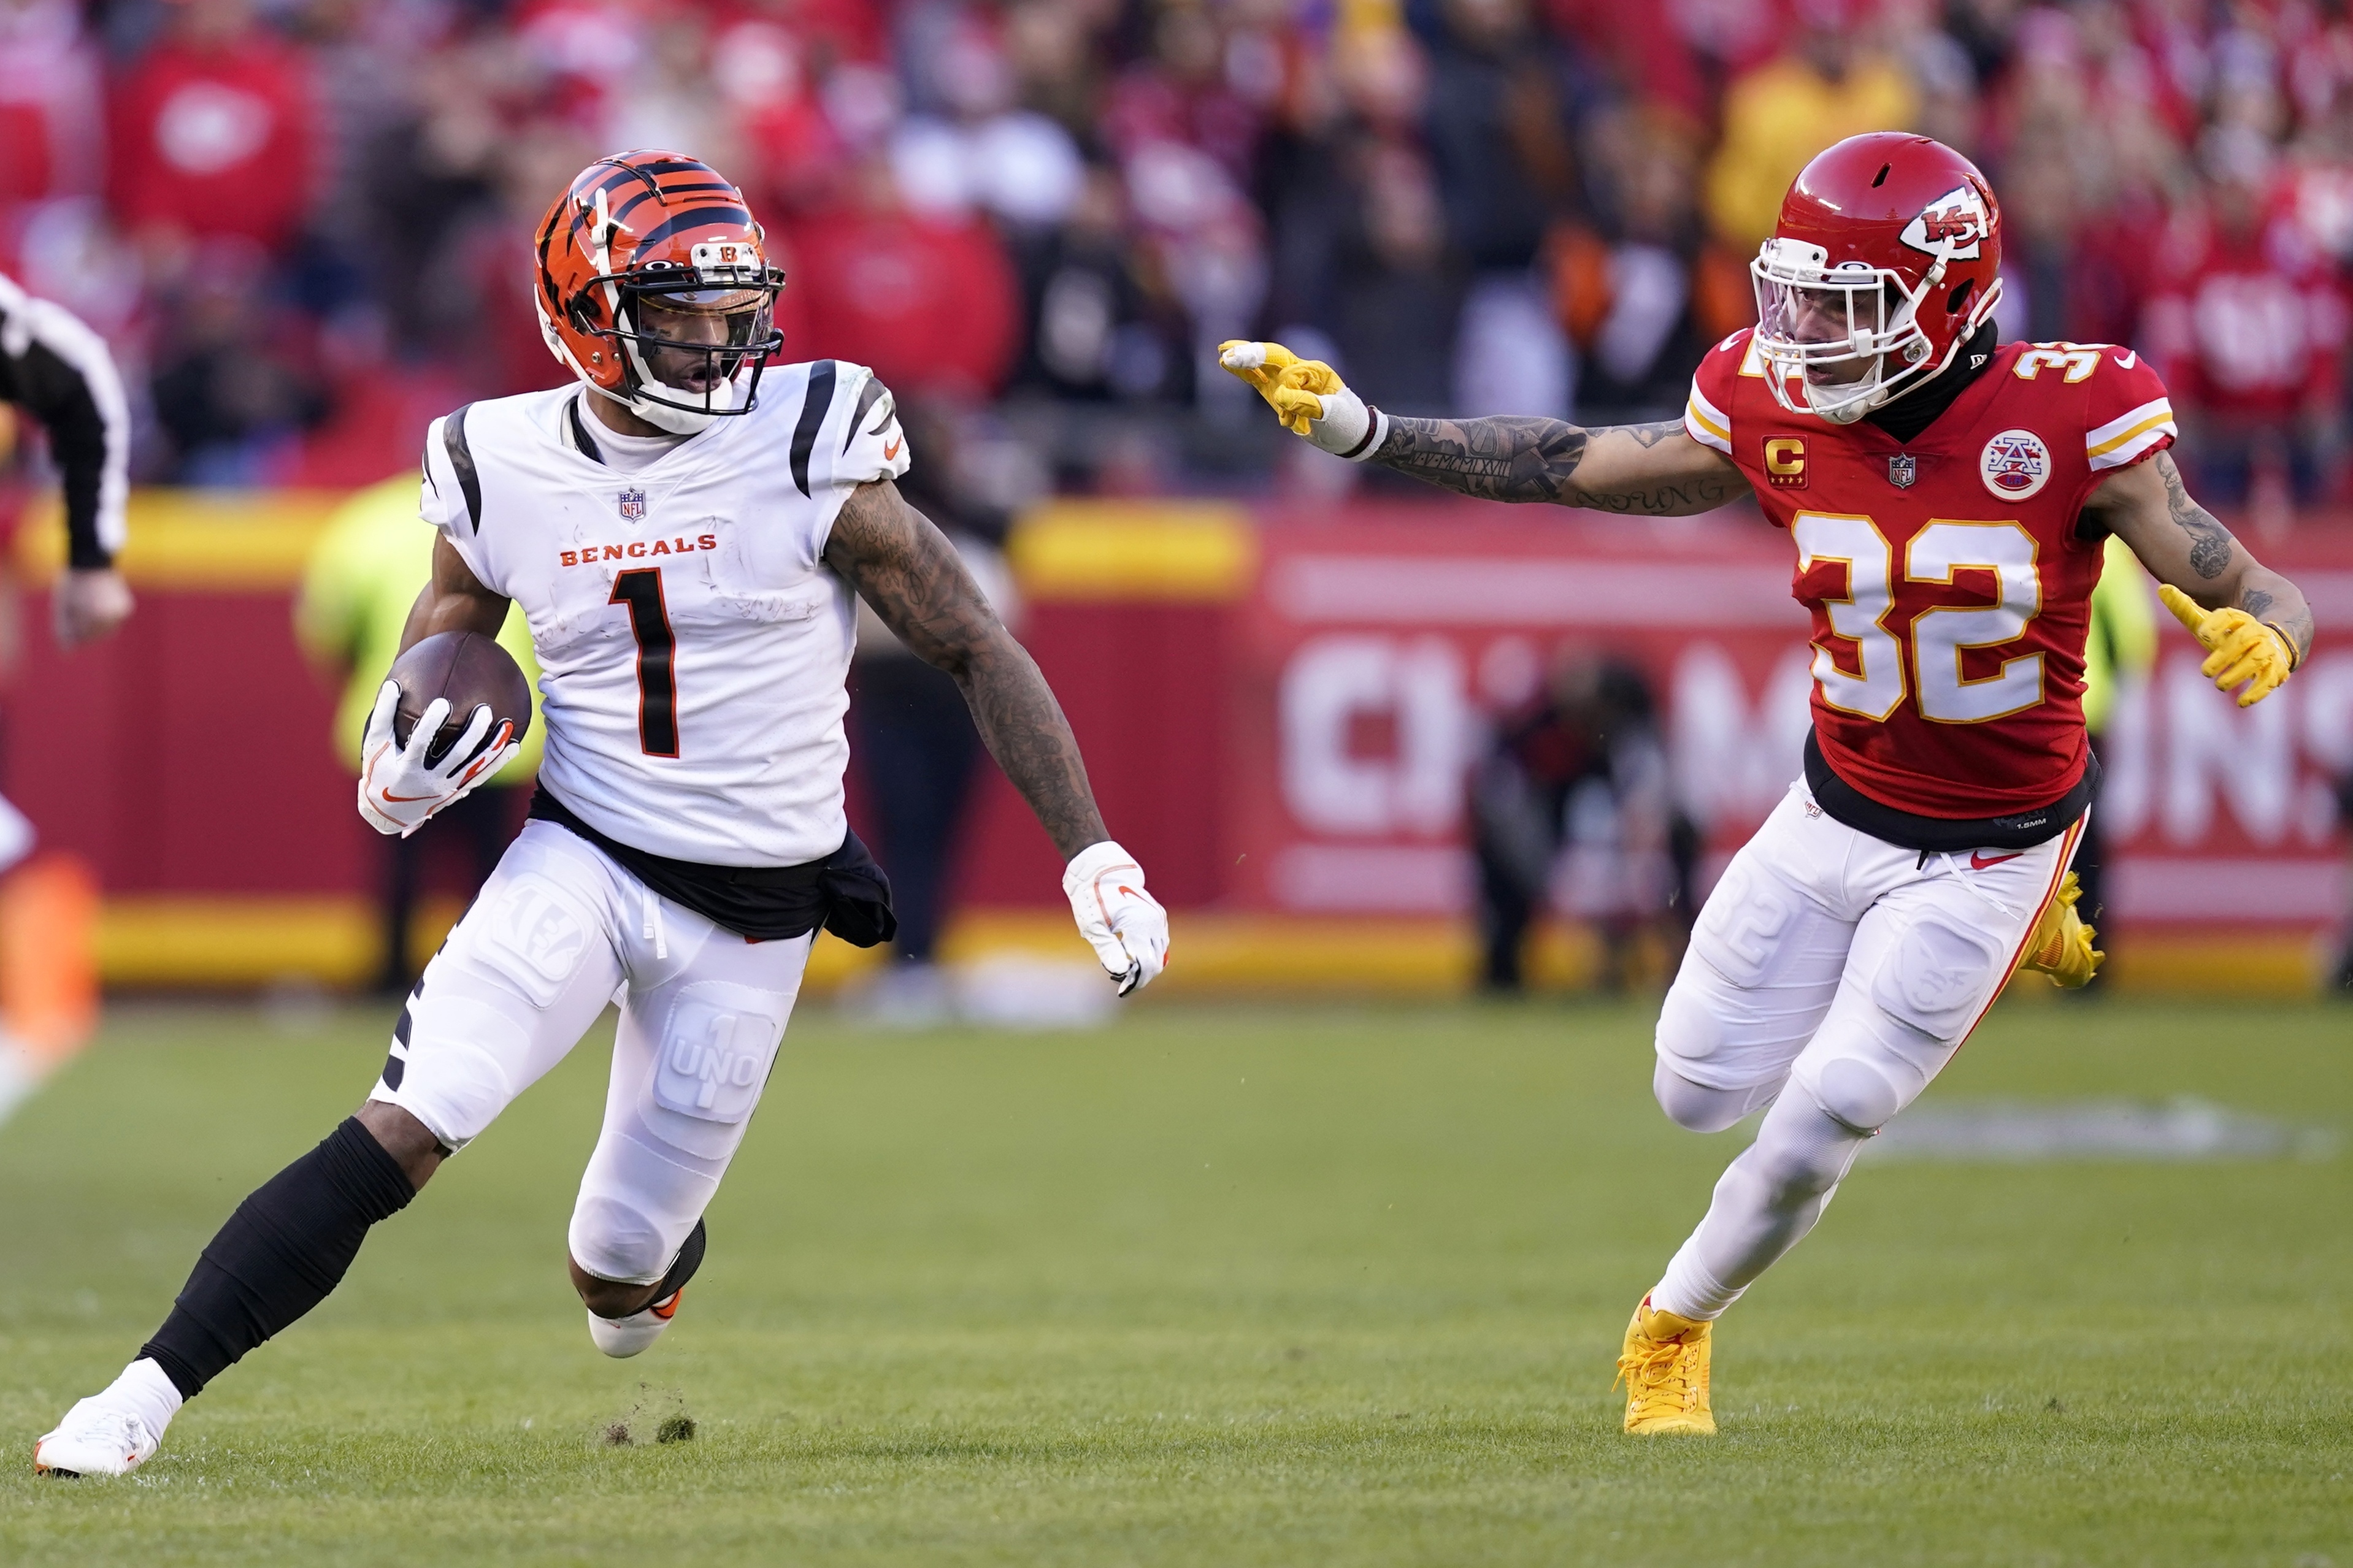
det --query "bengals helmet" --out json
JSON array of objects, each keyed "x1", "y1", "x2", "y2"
[
  {"x1": 1749, "y1": 132, "x2": 2004, "y2": 424},
  {"x1": 535, "y1": 151, "x2": 786, "y2": 434}
]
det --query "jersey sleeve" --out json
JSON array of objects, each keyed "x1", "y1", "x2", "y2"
[
  {"x1": 418, "y1": 411, "x2": 502, "y2": 596},
  {"x1": 0, "y1": 273, "x2": 129, "y2": 569},
  {"x1": 2081, "y1": 351, "x2": 2177, "y2": 473},
  {"x1": 834, "y1": 364, "x2": 912, "y2": 489},
  {"x1": 1682, "y1": 329, "x2": 1745, "y2": 458},
  {"x1": 794, "y1": 361, "x2": 913, "y2": 565}
]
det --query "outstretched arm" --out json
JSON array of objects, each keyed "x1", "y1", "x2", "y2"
[
  {"x1": 1218, "y1": 338, "x2": 1749, "y2": 514},
  {"x1": 1369, "y1": 416, "x2": 1746, "y2": 513},
  {"x1": 2086, "y1": 449, "x2": 2313, "y2": 702},
  {"x1": 825, "y1": 478, "x2": 1108, "y2": 857}
]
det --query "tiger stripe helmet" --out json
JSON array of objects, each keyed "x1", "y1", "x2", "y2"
[{"x1": 535, "y1": 150, "x2": 787, "y2": 433}]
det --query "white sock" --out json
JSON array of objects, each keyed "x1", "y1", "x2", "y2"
[
  {"x1": 102, "y1": 1358, "x2": 185, "y2": 1437},
  {"x1": 1648, "y1": 1093, "x2": 1870, "y2": 1323},
  {"x1": 1651, "y1": 1253, "x2": 1744, "y2": 1323}
]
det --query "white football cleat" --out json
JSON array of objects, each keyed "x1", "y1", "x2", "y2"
[
  {"x1": 34, "y1": 1401, "x2": 162, "y2": 1478},
  {"x1": 34, "y1": 1359, "x2": 181, "y2": 1477},
  {"x1": 588, "y1": 1288, "x2": 684, "y2": 1358}
]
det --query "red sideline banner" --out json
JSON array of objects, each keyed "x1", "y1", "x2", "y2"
[
  {"x1": 1218, "y1": 508, "x2": 2353, "y2": 931},
  {"x1": 4, "y1": 495, "x2": 2349, "y2": 947}
]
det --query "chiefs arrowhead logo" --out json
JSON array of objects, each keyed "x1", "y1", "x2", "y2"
[{"x1": 1900, "y1": 183, "x2": 1990, "y2": 261}]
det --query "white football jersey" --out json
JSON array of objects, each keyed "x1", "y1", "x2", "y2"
[{"x1": 418, "y1": 361, "x2": 911, "y2": 867}]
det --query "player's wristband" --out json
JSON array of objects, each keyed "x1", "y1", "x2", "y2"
[
  {"x1": 1339, "y1": 405, "x2": 1389, "y2": 463},
  {"x1": 2262, "y1": 620, "x2": 2303, "y2": 671}
]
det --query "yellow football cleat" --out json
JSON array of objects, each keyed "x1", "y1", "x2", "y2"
[
  {"x1": 2015, "y1": 870, "x2": 2102, "y2": 989},
  {"x1": 1614, "y1": 1296, "x2": 1715, "y2": 1435}
]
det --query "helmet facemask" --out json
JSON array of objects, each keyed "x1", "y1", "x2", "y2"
[
  {"x1": 557, "y1": 240, "x2": 786, "y2": 436},
  {"x1": 1749, "y1": 237, "x2": 1967, "y2": 425},
  {"x1": 607, "y1": 260, "x2": 783, "y2": 434}
]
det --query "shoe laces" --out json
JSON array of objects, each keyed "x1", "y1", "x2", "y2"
[
  {"x1": 59, "y1": 1405, "x2": 151, "y2": 1456},
  {"x1": 1613, "y1": 1333, "x2": 1700, "y2": 1414}
]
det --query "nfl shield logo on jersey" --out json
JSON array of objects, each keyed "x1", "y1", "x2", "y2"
[
  {"x1": 617, "y1": 487, "x2": 647, "y2": 521},
  {"x1": 1887, "y1": 453, "x2": 1917, "y2": 489},
  {"x1": 1979, "y1": 429, "x2": 2052, "y2": 500}
]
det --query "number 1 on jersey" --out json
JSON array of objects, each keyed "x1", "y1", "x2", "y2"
[{"x1": 610, "y1": 568, "x2": 679, "y2": 757}]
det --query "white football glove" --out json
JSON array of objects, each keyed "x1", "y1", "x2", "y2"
[
  {"x1": 1062, "y1": 839, "x2": 1170, "y2": 996},
  {"x1": 1217, "y1": 340, "x2": 1390, "y2": 460},
  {"x1": 356, "y1": 680, "x2": 519, "y2": 838}
]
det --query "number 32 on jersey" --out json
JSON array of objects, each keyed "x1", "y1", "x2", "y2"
[{"x1": 1793, "y1": 512, "x2": 2043, "y2": 724}]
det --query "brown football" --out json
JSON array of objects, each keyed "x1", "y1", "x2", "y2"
[{"x1": 388, "y1": 631, "x2": 532, "y2": 768}]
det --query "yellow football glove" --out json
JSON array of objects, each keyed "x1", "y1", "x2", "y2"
[
  {"x1": 2157, "y1": 583, "x2": 2297, "y2": 708},
  {"x1": 1216, "y1": 340, "x2": 1386, "y2": 457},
  {"x1": 2014, "y1": 870, "x2": 2103, "y2": 989}
]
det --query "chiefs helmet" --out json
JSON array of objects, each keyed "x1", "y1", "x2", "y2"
[
  {"x1": 1750, "y1": 132, "x2": 2004, "y2": 424},
  {"x1": 535, "y1": 151, "x2": 786, "y2": 434}
]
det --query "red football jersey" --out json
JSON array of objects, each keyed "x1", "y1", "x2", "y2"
[{"x1": 1684, "y1": 331, "x2": 2176, "y2": 819}]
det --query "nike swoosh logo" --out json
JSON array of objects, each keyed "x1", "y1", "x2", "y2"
[
  {"x1": 1970, "y1": 851, "x2": 2024, "y2": 870},
  {"x1": 1117, "y1": 885, "x2": 1140, "y2": 900},
  {"x1": 381, "y1": 788, "x2": 440, "y2": 803},
  {"x1": 882, "y1": 437, "x2": 902, "y2": 460},
  {"x1": 2113, "y1": 349, "x2": 2137, "y2": 369}
]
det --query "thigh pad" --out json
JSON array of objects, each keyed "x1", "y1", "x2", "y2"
[
  {"x1": 1689, "y1": 859, "x2": 1811, "y2": 990},
  {"x1": 1868, "y1": 908, "x2": 2008, "y2": 1043},
  {"x1": 639, "y1": 980, "x2": 794, "y2": 1159}
]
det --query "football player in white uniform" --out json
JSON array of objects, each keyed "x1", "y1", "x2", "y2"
[{"x1": 36, "y1": 151, "x2": 1170, "y2": 1477}]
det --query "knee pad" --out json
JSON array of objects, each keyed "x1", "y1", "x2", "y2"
[
  {"x1": 1653, "y1": 968, "x2": 1735, "y2": 1072},
  {"x1": 1652, "y1": 1059, "x2": 1770, "y2": 1133},
  {"x1": 1790, "y1": 1001, "x2": 1949, "y2": 1134},
  {"x1": 569, "y1": 1193, "x2": 674, "y2": 1285},
  {"x1": 636, "y1": 980, "x2": 794, "y2": 1161},
  {"x1": 1805, "y1": 1054, "x2": 1905, "y2": 1135}
]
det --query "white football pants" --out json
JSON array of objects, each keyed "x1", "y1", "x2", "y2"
[
  {"x1": 368, "y1": 820, "x2": 813, "y2": 1285},
  {"x1": 1647, "y1": 779, "x2": 2082, "y2": 1320}
]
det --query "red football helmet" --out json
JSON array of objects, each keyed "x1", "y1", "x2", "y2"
[
  {"x1": 534, "y1": 150, "x2": 786, "y2": 434},
  {"x1": 1750, "y1": 132, "x2": 2004, "y2": 424}
]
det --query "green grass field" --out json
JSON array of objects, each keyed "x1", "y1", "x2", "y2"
[{"x1": 1, "y1": 991, "x2": 2347, "y2": 1566}]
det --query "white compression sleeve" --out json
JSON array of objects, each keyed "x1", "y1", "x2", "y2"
[{"x1": 1650, "y1": 1092, "x2": 1870, "y2": 1321}]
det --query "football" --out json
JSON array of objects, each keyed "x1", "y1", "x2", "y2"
[{"x1": 387, "y1": 630, "x2": 532, "y2": 768}]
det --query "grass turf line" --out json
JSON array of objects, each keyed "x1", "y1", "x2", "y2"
[{"x1": 0, "y1": 995, "x2": 2346, "y2": 1566}]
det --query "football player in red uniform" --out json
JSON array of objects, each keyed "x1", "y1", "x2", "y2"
[{"x1": 1223, "y1": 132, "x2": 2313, "y2": 1436}]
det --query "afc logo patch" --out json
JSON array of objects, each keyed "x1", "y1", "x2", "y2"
[
  {"x1": 617, "y1": 487, "x2": 647, "y2": 521},
  {"x1": 1763, "y1": 436, "x2": 1806, "y2": 488},
  {"x1": 1980, "y1": 429, "x2": 2051, "y2": 500}
]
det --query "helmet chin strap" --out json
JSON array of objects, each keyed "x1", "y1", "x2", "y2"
[
  {"x1": 616, "y1": 329, "x2": 747, "y2": 434},
  {"x1": 1805, "y1": 253, "x2": 1973, "y2": 424}
]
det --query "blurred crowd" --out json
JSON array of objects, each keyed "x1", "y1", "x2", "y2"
[{"x1": 5, "y1": 0, "x2": 2353, "y2": 512}]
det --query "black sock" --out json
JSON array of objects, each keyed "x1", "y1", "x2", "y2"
[
  {"x1": 139, "y1": 1117, "x2": 416, "y2": 1399},
  {"x1": 591, "y1": 1219, "x2": 708, "y2": 1319}
]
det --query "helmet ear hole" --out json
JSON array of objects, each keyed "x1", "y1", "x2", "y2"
[
  {"x1": 567, "y1": 295, "x2": 601, "y2": 333},
  {"x1": 1946, "y1": 278, "x2": 1976, "y2": 316}
]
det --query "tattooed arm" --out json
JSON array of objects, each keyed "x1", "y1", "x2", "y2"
[
  {"x1": 2086, "y1": 449, "x2": 2314, "y2": 665},
  {"x1": 1370, "y1": 416, "x2": 1751, "y2": 514},
  {"x1": 825, "y1": 478, "x2": 1108, "y2": 857}
]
